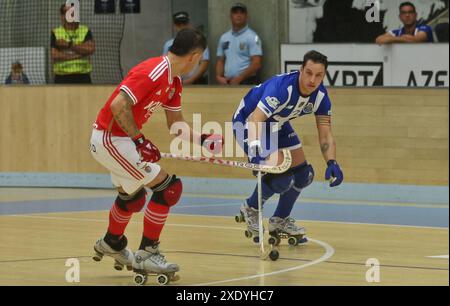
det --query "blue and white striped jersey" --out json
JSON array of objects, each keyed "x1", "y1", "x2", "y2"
[{"x1": 233, "y1": 71, "x2": 332, "y2": 126}]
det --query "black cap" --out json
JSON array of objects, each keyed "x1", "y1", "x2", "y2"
[
  {"x1": 231, "y1": 3, "x2": 247, "y2": 12},
  {"x1": 173, "y1": 11, "x2": 190, "y2": 24}
]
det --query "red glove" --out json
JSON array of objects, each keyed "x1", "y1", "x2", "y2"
[
  {"x1": 201, "y1": 134, "x2": 224, "y2": 154},
  {"x1": 133, "y1": 134, "x2": 161, "y2": 163}
]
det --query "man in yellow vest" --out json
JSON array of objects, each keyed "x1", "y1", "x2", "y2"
[{"x1": 51, "y1": 4, "x2": 95, "y2": 84}]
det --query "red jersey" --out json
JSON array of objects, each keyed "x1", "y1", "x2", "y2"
[{"x1": 95, "y1": 56, "x2": 182, "y2": 136}]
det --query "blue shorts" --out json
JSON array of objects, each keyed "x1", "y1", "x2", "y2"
[{"x1": 232, "y1": 117, "x2": 302, "y2": 164}]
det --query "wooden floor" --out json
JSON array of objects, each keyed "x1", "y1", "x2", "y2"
[{"x1": 0, "y1": 210, "x2": 448, "y2": 286}]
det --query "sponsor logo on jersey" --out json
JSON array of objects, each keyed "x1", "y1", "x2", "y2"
[
  {"x1": 288, "y1": 132, "x2": 297, "y2": 139},
  {"x1": 265, "y1": 96, "x2": 280, "y2": 109},
  {"x1": 144, "y1": 101, "x2": 162, "y2": 119},
  {"x1": 240, "y1": 43, "x2": 246, "y2": 51},
  {"x1": 303, "y1": 103, "x2": 314, "y2": 114}
]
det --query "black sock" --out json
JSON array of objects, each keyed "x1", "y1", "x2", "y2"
[
  {"x1": 104, "y1": 232, "x2": 128, "y2": 251},
  {"x1": 139, "y1": 235, "x2": 159, "y2": 250}
]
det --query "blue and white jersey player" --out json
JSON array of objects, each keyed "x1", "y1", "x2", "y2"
[{"x1": 232, "y1": 50, "x2": 344, "y2": 244}]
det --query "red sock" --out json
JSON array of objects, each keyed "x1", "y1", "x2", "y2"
[
  {"x1": 108, "y1": 203, "x2": 133, "y2": 236},
  {"x1": 143, "y1": 201, "x2": 169, "y2": 241}
]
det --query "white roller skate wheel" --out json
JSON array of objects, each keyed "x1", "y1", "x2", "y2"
[
  {"x1": 269, "y1": 250, "x2": 279, "y2": 261},
  {"x1": 92, "y1": 252, "x2": 103, "y2": 262},
  {"x1": 268, "y1": 237, "x2": 278, "y2": 246},
  {"x1": 268, "y1": 237, "x2": 276, "y2": 245},
  {"x1": 114, "y1": 260, "x2": 124, "y2": 271},
  {"x1": 234, "y1": 215, "x2": 242, "y2": 223},
  {"x1": 157, "y1": 274, "x2": 169, "y2": 285},
  {"x1": 288, "y1": 237, "x2": 298, "y2": 246},
  {"x1": 245, "y1": 230, "x2": 253, "y2": 238},
  {"x1": 134, "y1": 274, "x2": 147, "y2": 286}
]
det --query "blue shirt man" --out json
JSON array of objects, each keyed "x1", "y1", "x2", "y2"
[
  {"x1": 376, "y1": 2, "x2": 434, "y2": 44},
  {"x1": 232, "y1": 50, "x2": 343, "y2": 245},
  {"x1": 163, "y1": 11, "x2": 210, "y2": 84},
  {"x1": 233, "y1": 71, "x2": 332, "y2": 157},
  {"x1": 389, "y1": 24, "x2": 433, "y2": 42},
  {"x1": 216, "y1": 3, "x2": 263, "y2": 85}
]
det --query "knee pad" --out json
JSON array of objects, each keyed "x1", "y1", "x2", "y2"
[
  {"x1": 263, "y1": 173, "x2": 294, "y2": 194},
  {"x1": 291, "y1": 162, "x2": 314, "y2": 190},
  {"x1": 116, "y1": 188, "x2": 147, "y2": 212},
  {"x1": 151, "y1": 175, "x2": 183, "y2": 207}
]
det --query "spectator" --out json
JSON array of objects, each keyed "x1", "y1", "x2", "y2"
[
  {"x1": 51, "y1": 4, "x2": 95, "y2": 84},
  {"x1": 216, "y1": 3, "x2": 262, "y2": 85},
  {"x1": 5, "y1": 62, "x2": 30, "y2": 85},
  {"x1": 163, "y1": 11, "x2": 210, "y2": 85},
  {"x1": 375, "y1": 1, "x2": 434, "y2": 44}
]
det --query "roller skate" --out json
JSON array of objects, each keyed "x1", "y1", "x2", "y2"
[
  {"x1": 132, "y1": 243, "x2": 180, "y2": 286},
  {"x1": 92, "y1": 236, "x2": 134, "y2": 271},
  {"x1": 268, "y1": 216, "x2": 308, "y2": 247},
  {"x1": 235, "y1": 203, "x2": 262, "y2": 243}
]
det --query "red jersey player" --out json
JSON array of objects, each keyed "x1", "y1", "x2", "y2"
[{"x1": 90, "y1": 29, "x2": 221, "y2": 282}]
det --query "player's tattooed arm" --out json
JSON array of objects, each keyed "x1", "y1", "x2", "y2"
[
  {"x1": 110, "y1": 92, "x2": 141, "y2": 139},
  {"x1": 316, "y1": 115, "x2": 336, "y2": 162}
]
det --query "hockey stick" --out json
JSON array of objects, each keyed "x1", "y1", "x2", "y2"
[
  {"x1": 257, "y1": 171, "x2": 280, "y2": 261},
  {"x1": 162, "y1": 150, "x2": 288, "y2": 261},
  {"x1": 257, "y1": 172, "x2": 280, "y2": 261},
  {"x1": 161, "y1": 149, "x2": 292, "y2": 174}
]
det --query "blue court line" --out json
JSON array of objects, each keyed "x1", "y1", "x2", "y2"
[
  {"x1": 0, "y1": 195, "x2": 448, "y2": 228},
  {"x1": 0, "y1": 173, "x2": 448, "y2": 205}
]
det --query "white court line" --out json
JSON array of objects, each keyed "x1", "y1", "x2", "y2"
[
  {"x1": 6, "y1": 211, "x2": 448, "y2": 230},
  {"x1": 174, "y1": 203, "x2": 240, "y2": 209},
  {"x1": 192, "y1": 238, "x2": 335, "y2": 286},
  {"x1": 7, "y1": 213, "x2": 335, "y2": 286},
  {"x1": 172, "y1": 213, "x2": 448, "y2": 230},
  {"x1": 182, "y1": 193, "x2": 449, "y2": 209},
  {"x1": 427, "y1": 255, "x2": 449, "y2": 259},
  {"x1": 8, "y1": 214, "x2": 243, "y2": 231},
  {"x1": 304, "y1": 219, "x2": 449, "y2": 230}
]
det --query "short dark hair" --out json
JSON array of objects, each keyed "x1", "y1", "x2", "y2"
[
  {"x1": 173, "y1": 11, "x2": 190, "y2": 25},
  {"x1": 231, "y1": 3, "x2": 248, "y2": 13},
  {"x1": 399, "y1": 2, "x2": 416, "y2": 12},
  {"x1": 303, "y1": 50, "x2": 328, "y2": 70},
  {"x1": 12, "y1": 61, "x2": 23, "y2": 72},
  {"x1": 169, "y1": 28, "x2": 207, "y2": 56}
]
